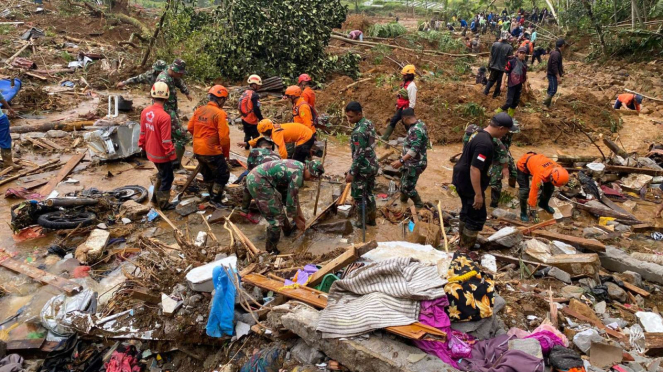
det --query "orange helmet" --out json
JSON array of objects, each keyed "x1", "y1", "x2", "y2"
[
  {"x1": 284, "y1": 85, "x2": 302, "y2": 97},
  {"x1": 208, "y1": 85, "x2": 228, "y2": 98},
  {"x1": 551, "y1": 167, "x2": 569, "y2": 187},
  {"x1": 257, "y1": 119, "x2": 275, "y2": 134},
  {"x1": 298, "y1": 74, "x2": 312, "y2": 84}
]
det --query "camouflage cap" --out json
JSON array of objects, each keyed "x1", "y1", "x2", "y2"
[
  {"x1": 171, "y1": 59, "x2": 186, "y2": 74},
  {"x1": 465, "y1": 124, "x2": 481, "y2": 135},
  {"x1": 306, "y1": 160, "x2": 325, "y2": 177},
  {"x1": 152, "y1": 60, "x2": 167, "y2": 72}
]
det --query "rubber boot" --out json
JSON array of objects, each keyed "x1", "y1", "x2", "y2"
[
  {"x1": 543, "y1": 95, "x2": 553, "y2": 107},
  {"x1": 381, "y1": 125, "x2": 395, "y2": 141},
  {"x1": 156, "y1": 191, "x2": 174, "y2": 210},
  {"x1": 459, "y1": 227, "x2": 479, "y2": 251},
  {"x1": 265, "y1": 229, "x2": 281, "y2": 255},
  {"x1": 240, "y1": 188, "x2": 252, "y2": 213},
  {"x1": 411, "y1": 193, "x2": 424, "y2": 208},
  {"x1": 282, "y1": 219, "x2": 295, "y2": 237},
  {"x1": 520, "y1": 199, "x2": 529, "y2": 222},
  {"x1": 151, "y1": 176, "x2": 162, "y2": 205},
  {"x1": 210, "y1": 183, "x2": 225, "y2": 208},
  {"x1": 399, "y1": 192, "x2": 409, "y2": 204},
  {"x1": 490, "y1": 187, "x2": 500, "y2": 208},
  {"x1": 1, "y1": 148, "x2": 16, "y2": 169},
  {"x1": 173, "y1": 146, "x2": 185, "y2": 169},
  {"x1": 367, "y1": 202, "x2": 377, "y2": 226},
  {"x1": 507, "y1": 107, "x2": 515, "y2": 117},
  {"x1": 495, "y1": 107, "x2": 504, "y2": 114}
]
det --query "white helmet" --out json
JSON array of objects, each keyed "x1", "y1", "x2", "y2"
[
  {"x1": 247, "y1": 74, "x2": 262, "y2": 85},
  {"x1": 151, "y1": 82, "x2": 169, "y2": 99}
]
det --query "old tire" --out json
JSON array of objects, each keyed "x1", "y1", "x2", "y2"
[
  {"x1": 111, "y1": 185, "x2": 148, "y2": 203},
  {"x1": 37, "y1": 211, "x2": 97, "y2": 230}
]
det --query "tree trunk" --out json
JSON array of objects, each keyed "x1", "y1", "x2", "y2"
[
  {"x1": 581, "y1": 0, "x2": 606, "y2": 55},
  {"x1": 140, "y1": 0, "x2": 171, "y2": 67}
]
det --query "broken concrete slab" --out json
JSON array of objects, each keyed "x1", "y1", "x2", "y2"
[
  {"x1": 161, "y1": 293, "x2": 181, "y2": 316},
  {"x1": 281, "y1": 304, "x2": 461, "y2": 372},
  {"x1": 175, "y1": 197, "x2": 201, "y2": 216},
  {"x1": 545, "y1": 253, "x2": 601, "y2": 281},
  {"x1": 551, "y1": 240, "x2": 577, "y2": 255},
  {"x1": 487, "y1": 226, "x2": 523, "y2": 248},
  {"x1": 508, "y1": 338, "x2": 543, "y2": 359},
  {"x1": 573, "y1": 329, "x2": 605, "y2": 353},
  {"x1": 75, "y1": 228, "x2": 110, "y2": 264},
  {"x1": 312, "y1": 220, "x2": 353, "y2": 235},
  {"x1": 606, "y1": 282, "x2": 627, "y2": 302},
  {"x1": 291, "y1": 339, "x2": 325, "y2": 365},
  {"x1": 408, "y1": 222, "x2": 441, "y2": 247},
  {"x1": 599, "y1": 246, "x2": 663, "y2": 285},
  {"x1": 589, "y1": 342, "x2": 623, "y2": 369},
  {"x1": 548, "y1": 267, "x2": 572, "y2": 284},
  {"x1": 119, "y1": 200, "x2": 150, "y2": 219}
]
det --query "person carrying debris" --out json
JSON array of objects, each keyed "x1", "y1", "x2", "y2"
[
  {"x1": 298, "y1": 74, "x2": 316, "y2": 110},
  {"x1": 531, "y1": 46, "x2": 550, "y2": 65},
  {"x1": 544, "y1": 39, "x2": 567, "y2": 107},
  {"x1": 389, "y1": 108, "x2": 428, "y2": 208},
  {"x1": 116, "y1": 60, "x2": 167, "y2": 88},
  {"x1": 516, "y1": 152, "x2": 570, "y2": 221},
  {"x1": 284, "y1": 86, "x2": 316, "y2": 137},
  {"x1": 497, "y1": 46, "x2": 529, "y2": 117},
  {"x1": 0, "y1": 92, "x2": 18, "y2": 169},
  {"x1": 344, "y1": 101, "x2": 379, "y2": 227},
  {"x1": 484, "y1": 33, "x2": 513, "y2": 98},
  {"x1": 614, "y1": 93, "x2": 643, "y2": 112},
  {"x1": 155, "y1": 59, "x2": 193, "y2": 169},
  {"x1": 240, "y1": 120, "x2": 314, "y2": 162},
  {"x1": 187, "y1": 85, "x2": 231, "y2": 207},
  {"x1": 452, "y1": 113, "x2": 514, "y2": 252},
  {"x1": 239, "y1": 137, "x2": 281, "y2": 219},
  {"x1": 247, "y1": 159, "x2": 325, "y2": 254},
  {"x1": 238, "y1": 75, "x2": 264, "y2": 149},
  {"x1": 382, "y1": 65, "x2": 417, "y2": 141},
  {"x1": 139, "y1": 82, "x2": 176, "y2": 210}
]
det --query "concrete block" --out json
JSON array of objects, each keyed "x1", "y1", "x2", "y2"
[
  {"x1": 313, "y1": 220, "x2": 353, "y2": 235},
  {"x1": 546, "y1": 253, "x2": 601, "y2": 281},
  {"x1": 408, "y1": 222, "x2": 441, "y2": 247},
  {"x1": 605, "y1": 282, "x2": 627, "y2": 302},
  {"x1": 551, "y1": 240, "x2": 577, "y2": 255},
  {"x1": 508, "y1": 338, "x2": 543, "y2": 359},
  {"x1": 119, "y1": 200, "x2": 150, "y2": 219},
  {"x1": 548, "y1": 267, "x2": 572, "y2": 284},
  {"x1": 599, "y1": 246, "x2": 663, "y2": 285},
  {"x1": 75, "y1": 229, "x2": 110, "y2": 264},
  {"x1": 161, "y1": 293, "x2": 181, "y2": 316},
  {"x1": 175, "y1": 197, "x2": 200, "y2": 216},
  {"x1": 589, "y1": 342, "x2": 623, "y2": 369},
  {"x1": 291, "y1": 339, "x2": 325, "y2": 365},
  {"x1": 487, "y1": 226, "x2": 523, "y2": 248},
  {"x1": 281, "y1": 305, "x2": 461, "y2": 372},
  {"x1": 185, "y1": 255, "x2": 238, "y2": 292},
  {"x1": 573, "y1": 329, "x2": 605, "y2": 353},
  {"x1": 620, "y1": 271, "x2": 643, "y2": 288}
]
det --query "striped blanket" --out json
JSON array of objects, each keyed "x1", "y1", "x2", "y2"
[{"x1": 316, "y1": 257, "x2": 447, "y2": 338}]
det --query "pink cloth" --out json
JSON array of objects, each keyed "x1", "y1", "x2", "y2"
[
  {"x1": 525, "y1": 330, "x2": 565, "y2": 355},
  {"x1": 349, "y1": 30, "x2": 363, "y2": 39}
]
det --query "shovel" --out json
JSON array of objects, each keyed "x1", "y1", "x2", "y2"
[{"x1": 172, "y1": 163, "x2": 202, "y2": 204}]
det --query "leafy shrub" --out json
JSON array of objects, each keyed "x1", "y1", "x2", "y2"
[{"x1": 368, "y1": 22, "x2": 407, "y2": 38}]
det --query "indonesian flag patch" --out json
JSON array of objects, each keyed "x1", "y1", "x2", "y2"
[{"x1": 477, "y1": 154, "x2": 486, "y2": 162}]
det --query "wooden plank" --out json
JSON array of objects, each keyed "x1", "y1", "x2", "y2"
[
  {"x1": 622, "y1": 281, "x2": 651, "y2": 298},
  {"x1": 39, "y1": 137, "x2": 64, "y2": 151},
  {"x1": 0, "y1": 257, "x2": 82, "y2": 294},
  {"x1": 38, "y1": 152, "x2": 85, "y2": 197},
  {"x1": 561, "y1": 306, "x2": 627, "y2": 341},
  {"x1": 531, "y1": 230, "x2": 606, "y2": 252},
  {"x1": 604, "y1": 165, "x2": 663, "y2": 177},
  {"x1": 128, "y1": 287, "x2": 161, "y2": 304},
  {"x1": 491, "y1": 253, "x2": 551, "y2": 268},
  {"x1": 307, "y1": 240, "x2": 378, "y2": 287},
  {"x1": 645, "y1": 333, "x2": 663, "y2": 356},
  {"x1": 6, "y1": 338, "x2": 45, "y2": 352},
  {"x1": 243, "y1": 273, "x2": 446, "y2": 341},
  {"x1": 20, "y1": 179, "x2": 48, "y2": 190}
]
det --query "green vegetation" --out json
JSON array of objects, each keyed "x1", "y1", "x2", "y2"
[
  {"x1": 367, "y1": 22, "x2": 407, "y2": 37},
  {"x1": 455, "y1": 102, "x2": 486, "y2": 121},
  {"x1": 0, "y1": 25, "x2": 12, "y2": 36},
  {"x1": 60, "y1": 51, "x2": 75, "y2": 62}
]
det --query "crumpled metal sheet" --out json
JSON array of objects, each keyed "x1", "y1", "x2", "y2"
[
  {"x1": 40, "y1": 289, "x2": 96, "y2": 337},
  {"x1": 84, "y1": 122, "x2": 141, "y2": 161}
]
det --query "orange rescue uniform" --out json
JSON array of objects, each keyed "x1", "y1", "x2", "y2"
[
  {"x1": 249, "y1": 123, "x2": 313, "y2": 159},
  {"x1": 617, "y1": 93, "x2": 641, "y2": 112},
  {"x1": 293, "y1": 97, "x2": 315, "y2": 133},
  {"x1": 301, "y1": 86, "x2": 316, "y2": 109},
  {"x1": 187, "y1": 101, "x2": 230, "y2": 158},
  {"x1": 516, "y1": 153, "x2": 561, "y2": 207}
]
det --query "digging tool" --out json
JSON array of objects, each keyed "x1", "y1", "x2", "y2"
[
  {"x1": 437, "y1": 201, "x2": 448, "y2": 252},
  {"x1": 172, "y1": 162, "x2": 202, "y2": 204},
  {"x1": 362, "y1": 190, "x2": 367, "y2": 243}
]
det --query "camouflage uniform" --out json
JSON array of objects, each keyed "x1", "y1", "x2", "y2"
[
  {"x1": 241, "y1": 148, "x2": 281, "y2": 213},
  {"x1": 155, "y1": 60, "x2": 190, "y2": 162},
  {"x1": 122, "y1": 60, "x2": 167, "y2": 86},
  {"x1": 401, "y1": 120, "x2": 428, "y2": 206},
  {"x1": 349, "y1": 117, "x2": 378, "y2": 225}
]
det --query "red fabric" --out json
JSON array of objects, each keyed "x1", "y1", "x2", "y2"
[
  {"x1": 396, "y1": 80, "x2": 411, "y2": 109},
  {"x1": 4, "y1": 188, "x2": 43, "y2": 200},
  {"x1": 139, "y1": 104, "x2": 176, "y2": 163},
  {"x1": 238, "y1": 90, "x2": 259, "y2": 124},
  {"x1": 104, "y1": 350, "x2": 140, "y2": 372},
  {"x1": 72, "y1": 266, "x2": 91, "y2": 278}
]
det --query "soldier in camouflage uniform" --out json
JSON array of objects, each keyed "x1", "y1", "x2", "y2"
[
  {"x1": 247, "y1": 159, "x2": 324, "y2": 254},
  {"x1": 116, "y1": 60, "x2": 167, "y2": 88},
  {"x1": 390, "y1": 108, "x2": 428, "y2": 208},
  {"x1": 344, "y1": 102, "x2": 378, "y2": 227},
  {"x1": 239, "y1": 137, "x2": 281, "y2": 215},
  {"x1": 155, "y1": 59, "x2": 193, "y2": 169}
]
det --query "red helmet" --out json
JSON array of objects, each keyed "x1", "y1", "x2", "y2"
[{"x1": 298, "y1": 74, "x2": 312, "y2": 84}]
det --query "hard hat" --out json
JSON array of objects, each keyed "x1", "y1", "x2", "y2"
[
  {"x1": 247, "y1": 75, "x2": 262, "y2": 85},
  {"x1": 298, "y1": 74, "x2": 312, "y2": 84},
  {"x1": 284, "y1": 85, "x2": 302, "y2": 97},
  {"x1": 551, "y1": 167, "x2": 569, "y2": 187},
  {"x1": 151, "y1": 82, "x2": 170, "y2": 99},
  {"x1": 635, "y1": 94, "x2": 643, "y2": 104},
  {"x1": 257, "y1": 119, "x2": 275, "y2": 134},
  {"x1": 208, "y1": 85, "x2": 229, "y2": 98},
  {"x1": 152, "y1": 60, "x2": 167, "y2": 72},
  {"x1": 306, "y1": 160, "x2": 325, "y2": 177},
  {"x1": 401, "y1": 64, "x2": 416, "y2": 75}
]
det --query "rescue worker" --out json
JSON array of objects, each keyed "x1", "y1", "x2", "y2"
[
  {"x1": 531, "y1": 46, "x2": 550, "y2": 65},
  {"x1": 239, "y1": 120, "x2": 314, "y2": 162},
  {"x1": 284, "y1": 86, "x2": 316, "y2": 136},
  {"x1": 382, "y1": 65, "x2": 417, "y2": 141},
  {"x1": 187, "y1": 85, "x2": 231, "y2": 206},
  {"x1": 516, "y1": 152, "x2": 570, "y2": 222},
  {"x1": 497, "y1": 46, "x2": 529, "y2": 117},
  {"x1": 0, "y1": 91, "x2": 18, "y2": 169},
  {"x1": 139, "y1": 82, "x2": 176, "y2": 210},
  {"x1": 344, "y1": 101, "x2": 378, "y2": 227},
  {"x1": 452, "y1": 113, "x2": 514, "y2": 252},
  {"x1": 298, "y1": 74, "x2": 316, "y2": 109},
  {"x1": 614, "y1": 93, "x2": 643, "y2": 112},
  {"x1": 238, "y1": 75, "x2": 264, "y2": 149},
  {"x1": 155, "y1": 59, "x2": 193, "y2": 169},
  {"x1": 484, "y1": 32, "x2": 513, "y2": 98},
  {"x1": 247, "y1": 159, "x2": 325, "y2": 254},
  {"x1": 520, "y1": 34, "x2": 534, "y2": 55},
  {"x1": 239, "y1": 137, "x2": 281, "y2": 218},
  {"x1": 544, "y1": 39, "x2": 566, "y2": 107},
  {"x1": 389, "y1": 108, "x2": 428, "y2": 208},
  {"x1": 116, "y1": 60, "x2": 167, "y2": 88}
]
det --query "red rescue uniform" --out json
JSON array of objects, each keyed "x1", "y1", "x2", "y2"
[
  {"x1": 139, "y1": 103, "x2": 176, "y2": 163},
  {"x1": 187, "y1": 101, "x2": 230, "y2": 158}
]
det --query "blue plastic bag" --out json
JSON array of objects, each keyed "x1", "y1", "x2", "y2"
[{"x1": 205, "y1": 266, "x2": 237, "y2": 337}]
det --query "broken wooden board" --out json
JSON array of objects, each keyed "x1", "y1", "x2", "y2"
[
  {"x1": 0, "y1": 257, "x2": 82, "y2": 295},
  {"x1": 645, "y1": 333, "x2": 663, "y2": 357},
  {"x1": 243, "y1": 273, "x2": 446, "y2": 341},
  {"x1": 561, "y1": 306, "x2": 627, "y2": 341},
  {"x1": 604, "y1": 165, "x2": 663, "y2": 177},
  {"x1": 306, "y1": 240, "x2": 378, "y2": 287},
  {"x1": 490, "y1": 253, "x2": 551, "y2": 268},
  {"x1": 530, "y1": 230, "x2": 606, "y2": 252},
  {"x1": 38, "y1": 152, "x2": 86, "y2": 197}
]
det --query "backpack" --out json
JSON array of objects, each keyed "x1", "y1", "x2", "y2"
[{"x1": 238, "y1": 90, "x2": 254, "y2": 117}]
